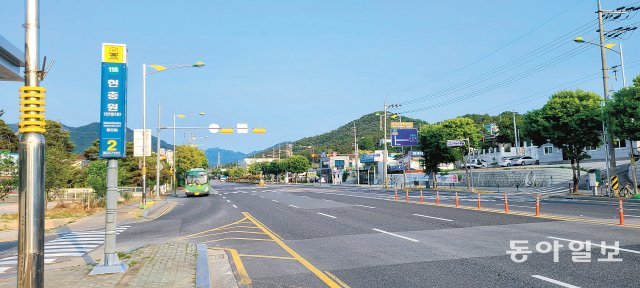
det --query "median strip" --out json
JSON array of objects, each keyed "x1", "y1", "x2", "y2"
[
  {"x1": 318, "y1": 213, "x2": 337, "y2": 219},
  {"x1": 372, "y1": 228, "x2": 420, "y2": 242},
  {"x1": 289, "y1": 205, "x2": 300, "y2": 209},
  {"x1": 413, "y1": 214, "x2": 453, "y2": 222}
]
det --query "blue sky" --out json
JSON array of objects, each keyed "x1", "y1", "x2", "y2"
[{"x1": 1, "y1": 0, "x2": 639, "y2": 153}]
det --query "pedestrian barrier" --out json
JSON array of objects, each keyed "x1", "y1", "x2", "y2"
[
  {"x1": 436, "y1": 191, "x2": 440, "y2": 206},
  {"x1": 535, "y1": 194, "x2": 540, "y2": 217},
  {"x1": 455, "y1": 191, "x2": 459, "y2": 208},
  {"x1": 504, "y1": 193, "x2": 509, "y2": 214},
  {"x1": 476, "y1": 193, "x2": 481, "y2": 209},
  {"x1": 619, "y1": 198, "x2": 625, "y2": 226},
  {"x1": 420, "y1": 190, "x2": 424, "y2": 204}
]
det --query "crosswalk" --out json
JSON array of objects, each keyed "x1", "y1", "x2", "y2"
[{"x1": 0, "y1": 225, "x2": 130, "y2": 274}]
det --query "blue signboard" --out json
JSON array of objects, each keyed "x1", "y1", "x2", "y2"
[
  {"x1": 99, "y1": 44, "x2": 127, "y2": 158},
  {"x1": 391, "y1": 128, "x2": 419, "y2": 147}
]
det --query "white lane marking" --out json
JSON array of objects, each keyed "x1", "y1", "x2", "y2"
[
  {"x1": 0, "y1": 267, "x2": 10, "y2": 273},
  {"x1": 44, "y1": 248, "x2": 94, "y2": 253},
  {"x1": 548, "y1": 237, "x2": 640, "y2": 254},
  {"x1": 232, "y1": 205, "x2": 238, "y2": 208},
  {"x1": 353, "y1": 204, "x2": 376, "y2": 209},
  {"x1": 226, "y1": 200, "x2": 231, "y2": 203},
  {"x1": 289, "y1": 205, "x2": 300, "y2": 208},
  {"x1": 624, "y1": 214, "x2": 640, "y2": 218},
  {"x1": 413, "y1": 214, "x2": 453, "y2": 222},
  {"x1": 531, "y1": 275, "x2": 580, "y2": 288},
  {"x1": 45, "y1": 245, "x2": 98, "y2": 249},
  {"x1": 317, "y1": 213, "x2": 337, "y2": 219},
  {"x1": 372, "y1": 228, "x2": 420, "y2": 242},
  {"x1": 271, "y1": 200, "x2": 279, "y2": 203},
  {"x1": 495, "y1": 204, "x2": 535, "y2": 209},
  {"x1": 222, "y1": 196, "x2": 226, "y2": 199},
  {"x1": 44, "y1": 253, "x2": 85, "y2": 257},
  {"x1": 49, "y1": 241, "x2": 104, "y2": 244}
]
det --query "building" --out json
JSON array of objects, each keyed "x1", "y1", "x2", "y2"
[{"x1": 241, "y1": 157, "x2": 277, "y2": 167}]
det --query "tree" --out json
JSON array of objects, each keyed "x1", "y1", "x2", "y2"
[
  {"x1": 606, "y1": 84, "x2": 640, "y2": 141},
  {"x1": 228, "y1": 166, "x2": 247, "y2": 178},
  {"x1": 175, "y1": 145, "x2": 209, "y2": 181},
  {"x1": 419, "y1": 124, "x2": 457, "y2": 187},
  {"x1": 523, "y1": 90, "x2": 602, "y2": 193},
  {"x1": 633, "y1": 74, "x2": 640, "y2": 87},
  {"x1": 358, "y1": 136, "x2": 376, "y2": 151},
  {"x1": 248, "y1": 162, "x2": 263, "y2": 175},
  {"x1": 285, "y1": 155, "x2": 311, "y2": 174},
  {"x1": 83, "y1": 140, "x2": 100, "y2": 161},
  {"x1": 0, "y1": 119, "x2": 18, "y2": 152},
  {"x1": 0, "y1": 156, "x2": 17, "y2": 201},
  {"x1": 495, "y1": 111, "x2": 524, "y2": 144},
  {"x1": 86, "y1": 160, "x2": 107, "y2": 198},
  {"x1": 43, "y1": 120, "x2": 79, "y2": 203}
]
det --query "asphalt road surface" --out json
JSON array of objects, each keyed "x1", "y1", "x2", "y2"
[{"x1": 171, "y1": 182, "x2": 640, "y2": 288}]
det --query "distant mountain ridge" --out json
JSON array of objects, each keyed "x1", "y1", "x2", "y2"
[{"x1": 8, "y1": 122, "x2": 172, "y2": 153}]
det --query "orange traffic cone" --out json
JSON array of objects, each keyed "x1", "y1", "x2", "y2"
[
  {"x1": 477, "y1": 193, "x2": 481, "y2": 210},
  {"x1": 455, "y1": 191, "x2": 459, "y2": 208},
  {"x1": 420, "y1": 190, "x2": 424, "y2": 204},
  {"x1": 436, "y1": 191, "x2": 440, "y2": 206},
  {"x1": 619, "y1": 198, "x2": 625, "y2": 226},
  {"x1": 535, "y1": 194, "x2": 541, "y2": 217},
  {"x1": 504, "y1": 193, "x2": 509, "y2": 214}
]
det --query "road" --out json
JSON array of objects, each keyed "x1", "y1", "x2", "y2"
[
  {"x1": 2, "y1": 182, "x2": 639, "y2": 287},
  {"x1": 172, "y1": 182, "x2": 640, "y2": 287}
]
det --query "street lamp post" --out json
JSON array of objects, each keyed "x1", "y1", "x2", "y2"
[
  {"x1": 141, "y1": 61, "x2": 204, "y2": 205},
  {"x1": 574, "y1": 34, "x2": 627, "y2": 195}
]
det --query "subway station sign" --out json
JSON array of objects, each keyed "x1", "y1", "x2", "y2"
[{"x1": 99, "y1": 43, "x2": 128, "y2": 158}]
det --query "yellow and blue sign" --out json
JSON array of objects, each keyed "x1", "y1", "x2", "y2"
[{"x1": 99, "y1": 43, "x2": 127, "y2": 158}]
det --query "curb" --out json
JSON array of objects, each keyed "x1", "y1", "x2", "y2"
[
  {"x1": 196, "y1": 243, "x2": 211, "y2": 288},
  {"x1": 142, "y1": 200, "x2": 169, "y2": 218},
  {"x1": 549, "y1": 195, "x2": 640, "y2": 203}
]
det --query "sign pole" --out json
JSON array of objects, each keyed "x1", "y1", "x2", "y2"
[{"x1": 91, "y1": 43, "x2": 128, "y2": 275}]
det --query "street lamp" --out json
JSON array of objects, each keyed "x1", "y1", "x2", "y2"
[
  {"x1": 141, "y1": 61, "x2": 204, "y2": 206},
  {"x1": 574, "y1": 36, "x2": 626, "y2": 195},
  {"x1": 172, "y1": 112, "x2": 206, "y2": 196}
]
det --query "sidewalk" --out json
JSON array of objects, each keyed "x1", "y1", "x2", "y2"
[{"x1": 0, "y1": 242, "x2": 197, "y2": 288}]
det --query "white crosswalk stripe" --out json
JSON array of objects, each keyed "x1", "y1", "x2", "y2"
[{"x1": 0, "y1": 225, "x2": 131, "y2": 274}]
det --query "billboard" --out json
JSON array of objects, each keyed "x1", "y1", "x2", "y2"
[
  {"x1": 446, "y1": 140, "x2": 465, "y2": 147},
  {"x1": 390, "y1": 122, "x2": 413, "y2": 128},
  {"x1": 133, "y1": 129, "x2": 151, "y2": 157},
  {"x1": 391, "y1": 128, "x2": 418, "y2": 147},
  {"x1": 99, "y1": 43, "x2": 127, "y2": 158}
]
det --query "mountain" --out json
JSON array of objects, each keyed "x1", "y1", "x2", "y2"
[
  {"x1": 9, "y1": 122, "x2": 173, "y2": 153},
  {"x1": 253, "y1": 112, "x2": 428, "y2": 158},
  {"x1": 204, "y1": 147, "x2": 252, "y2": 166}
]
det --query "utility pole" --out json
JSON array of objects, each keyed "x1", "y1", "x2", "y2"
[
  {"x1": 217, "y1": 151, "x2": 221, "y2": 168},
  {"x1": 155, "y1": 104, "x2": 162, "y2": 200},
  {"x1": 172, "y1": 113, "x2": 176, "y2": 197},
  {"x1": 141, "y1": 64, "x2": 147, "y2": 208},
  {"x1": 597, "y1": 0, "x2": 618, "y2": 196},
  {"x1": 18, "y1": 0, "x2": 46, "y2": 286},
  {"x1": 353, "y1": 122, "x2": 359, "y2": 187},
  {"x1": 513, "y1": 111, "x2": 519, "y2": 156},
  {"x1": 383, "y1": 100, "x2": 389, "y2": 189}
]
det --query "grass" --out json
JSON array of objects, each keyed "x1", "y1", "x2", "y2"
[
  {"x1": 45, "y1": 202, "x2": 100, "y2": 219},
  {"x1": 0, "y1": 213, "x2": 18, "y2": 222}
]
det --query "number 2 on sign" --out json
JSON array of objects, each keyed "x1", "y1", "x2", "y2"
[{"x1": 107, "y1": 140, "x2": 118, "y2": 151}]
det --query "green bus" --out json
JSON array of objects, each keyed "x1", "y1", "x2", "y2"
[{"x1": 185, "y1": 168, "x2": 210, "y2": 196}]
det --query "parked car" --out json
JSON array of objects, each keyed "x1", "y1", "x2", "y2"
[
  {"x1": 219, "y1": 176, "x2": 228, "y2": 182},
  {"x1": 498, "y1": 157, "x2": 514, "y2": 167},
  {"x1": 462, "y1": 159, "x2": 488, "y2": 169},
  {"x1": 510, "y1": 156, "x2": 539, "y2": 166}
]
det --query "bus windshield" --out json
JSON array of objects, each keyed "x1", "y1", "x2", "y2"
[{"x1": 186, "y1": 172, "x2": 208, "y2": 185}]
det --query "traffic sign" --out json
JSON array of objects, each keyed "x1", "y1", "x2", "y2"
[
  {"x1": 611, "y1": 176, "x2": 619, "y2": 191},
  {"x1": 237, "y1": 123, "x2": 248, "y2": 134},
  {"x1": 391, "y1": 122, "x2": 414, "y2": 128},
  {"x1": 99, "y1": 43, "x2": 127, "y2": 159},
  {"x1": 391, "y1": 128, "x2": 419, "y2": 147},
  {"x1": 208, "y1": 123, "x2": 220, "y2": 134},
  {"x1": 447, "y1": 140, "x2": 466, "y2": 147}
]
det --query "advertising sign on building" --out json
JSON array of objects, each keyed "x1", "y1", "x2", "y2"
[
  {"x1": 99, "y1": 43, "x2": 128, "y2": 158},
  {"x1": 391, "y1": 128, "x2": 419, "y2": 147},
  {"x1": 436, "y1": 174, "x2": 459, "y2": 184},
  {"x1": 410, "y1": 151, "x2": 424, "y2": 157}
]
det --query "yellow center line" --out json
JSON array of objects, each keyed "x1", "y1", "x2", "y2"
[
  {"x1": 325, "y1": 271, "x2": 351, "y2": 288},
  {"x1": 176, "y1": 216, "x2": 249, "y2": 239},
  {"x1": 181, "y1": 230, "x2": 267, "y2": 240},
  {"x1": 149, "y1": 201, "x2": 178, "y2": 221},
  {"x1": 243, "y1": 212, "x2": 343, "y2": 288}
]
